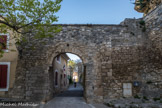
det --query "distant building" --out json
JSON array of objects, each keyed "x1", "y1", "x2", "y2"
[{"x1": 73, "y1": 72, "x2": 78, "y2": 82}]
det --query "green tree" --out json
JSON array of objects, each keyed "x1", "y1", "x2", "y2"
[
  {"x1": 130, "y1": 0, "x2": 149, "y2": 10},
  {"x1": 68, "y1": 60, "x2": 76, "y2": 83},
  {"x1": 0, "y1": 0, "x2": 62, "y2": 43},
  {"x1": 68, "y1": 60, "x2": 76, "y2": 71}
]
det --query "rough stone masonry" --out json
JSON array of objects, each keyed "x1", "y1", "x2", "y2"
[{"x1": 7, "y1": 3, "x2": 162, "y2": 103}]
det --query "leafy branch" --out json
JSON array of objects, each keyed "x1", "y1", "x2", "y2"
[{"x1": 0, "y1": 0, "x2": 62, "y2": 41}]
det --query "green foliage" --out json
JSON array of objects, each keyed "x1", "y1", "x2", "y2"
[
  {"x1": 68, "y1": 60, "x2": 76, "y2": 70},
  {"x1": 139, "y1": 20, "x2": 146, "y2": 32},
  {"x1": 143, "y1": 96, "x2": 149, "y2": 100},
  {"x1": 105, "y1": 102, "x2": 115, "y2": 107},
  {"x1": 0, "y1": 0, "x2": 62, "y2": 41},
  {"x1": 153, "y1": 97, "x2": 160, "y2": 101},
  {"x1": 134, "y1": 0, "x2": 146, "y2": 9},
  {"x1": 69, "y1": 76, "x2": 73, "y2": 84},
  {"x1": 0, "y1": 50, "x2": 4, "y2": 57},
  {"x1": 139, "y1": 20, "x2": 145, "y2": 26},
  {"x1": 132, "y1": 0, "x2": 150, "y2": 10},
  {"x1": 134, "y1": 95, "x2": 141, "y2": 99},
  {"x1": 160, "y1": 100, "x2": 162, "y2": 103}
]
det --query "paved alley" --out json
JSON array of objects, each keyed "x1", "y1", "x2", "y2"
[
  {"x1": 56, "y1": 83, "x2": 83, "y2": 97},
  {"x1": 40, "y1": 83, "x2": 109, "y2": 108}
]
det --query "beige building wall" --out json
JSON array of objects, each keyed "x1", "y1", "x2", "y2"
[
  {"x1": 53, "y1": 54, "x2": 69, "y2": 94},
  {"x1": 0, "y1": 32, "x2": 18, "y2": 97}
]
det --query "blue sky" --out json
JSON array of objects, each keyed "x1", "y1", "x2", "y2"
[
  {"x1": 66, "y1": 53, "x2": 81, "y2": 61},
  {"x1": 55, "y1": 0, "x2": 143, "y2": 24}
]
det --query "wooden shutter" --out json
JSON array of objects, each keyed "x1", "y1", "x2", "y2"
[
  {"x1": 0, "y1": 65, "x2": 8, "y2": 88},
  {"x1": 55, "y1": 72, "x2": 58, "y2": 85},
  {"x1": 64, "y1": 74, "x2": 65, "y2": 86},
  {"x1": 0, "y1": 35, "x2": 7, "y2": 49}
]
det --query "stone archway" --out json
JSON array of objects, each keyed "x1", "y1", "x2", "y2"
[
  {"x1": 45, "y1": 42, "x2": 98, "y2": 103},
  {"x1": 45, "y1": 43, "x2": 93, "y2": 103}
]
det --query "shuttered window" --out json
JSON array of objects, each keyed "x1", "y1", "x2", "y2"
[
  {"x1": 64, "y1": 74, "x2": 65, "y2": 86},
  {"x1": 0, "y1": 65, "x2": 8, "y2": 88},
  {"x1": 55, "y1": 72, "x2": 58, "y2": 85},
  {"x1": 0, "y1": 35, "x2": 7, "y2": 50}
]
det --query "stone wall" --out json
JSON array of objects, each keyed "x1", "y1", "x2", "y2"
[
  {"x1": 141, "y1": 2, "x2": 162, "y2": 99},
  {"x1": 3, "y1": 3, "x2": 162, "y2": 103}
]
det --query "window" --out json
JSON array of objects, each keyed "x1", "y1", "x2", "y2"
[
  {"x1": 0, "y1": 34, "x2": 9, "y2": 52},
  {"x1": 56, "y1": 55, "x2": 61, "y2": 63},
  {"x1": 63, "y1": 64, "x2": 65, "y2": 71},
  {"x1": 55, "y1": 71, "x2": 58, "y2": 86},
  {"x1": 0, "y1": 62, "x2": 10, "y2": 91},
  {"x1": 64, "y1": 74, "x2": 66, "y2": 86}
]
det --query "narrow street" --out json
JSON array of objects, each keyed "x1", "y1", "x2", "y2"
[
  {"x1": 56, "y1": 83, "x2": 83, "y2": 97},
  {"x1": 40, "y1": 83, "x2": 109, "y2": 108}
]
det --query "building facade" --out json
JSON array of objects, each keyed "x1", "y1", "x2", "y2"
[
  {"x1": 0, "y1": 31, "x2": 18, "y2": 98},
  {"x1": 53, "y1": 54, "x2": 69, "y2": 94}
]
